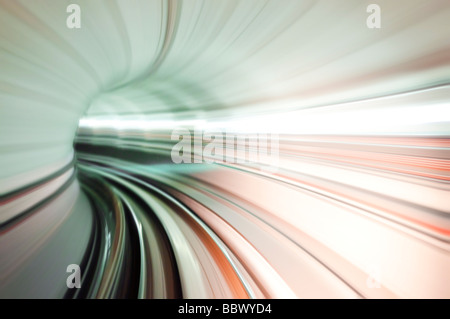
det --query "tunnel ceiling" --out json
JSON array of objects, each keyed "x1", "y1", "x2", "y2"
[{"x1": 1, "y1": 0, "x2": 450, "y2": 194}]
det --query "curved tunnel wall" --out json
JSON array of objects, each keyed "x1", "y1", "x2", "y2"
[{"x1": 1, "y1": 0, "x2": 450, "y2": 298}]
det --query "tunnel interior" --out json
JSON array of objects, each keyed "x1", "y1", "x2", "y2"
[{"x1": 1, "y1": 0, "x2": 450, "y2": 299}]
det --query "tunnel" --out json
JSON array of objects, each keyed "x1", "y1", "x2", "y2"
[{"x1": 0, "y1": 0, "x2": 450, "y2": 299}]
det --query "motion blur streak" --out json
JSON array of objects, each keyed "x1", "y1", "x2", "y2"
[{"x1": 0, "y1": 0, "x2": 449, "y2": 298}]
